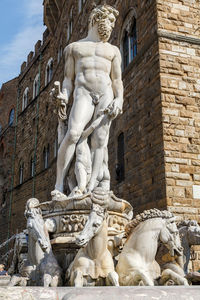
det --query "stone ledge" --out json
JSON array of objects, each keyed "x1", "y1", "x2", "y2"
[
  {"x1": 0, "y1": 286, "x2": 200, "y2": 300},
  {"x1": 158, "y1": 30, "x2": 200, "y2": 45}
]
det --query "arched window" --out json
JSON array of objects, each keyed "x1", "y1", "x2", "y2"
[
  {"x1": 120, "y1": 11, "x2": 137, "y2": 70},
  {"x1": 30, "y1": 156, "x2": 35, "y2": 177},
  {"x1": 33, "y1": 73, "x2": 40, "y2": 99},
  {"x1": 57, "y1": 45, "x2": 63, "y2": 63},
  {"x1": 8, "y1": 108, "x2": 15, "y2": 126},
  {"x1": 43, "y1": 144, "x2": 49, "y2": 169},
  {"x1": 22, "y1": 87, "x2": 29, "y2": 111},
  {"x1": 116, "y1": 132, "x2": 125, "y2": 182},
  {"x1": 45, "y1": 58, "x2": 53, "y2": 86},
  {"x1": 130, "y1": 19, "x2": 137, "y2": 61},
  {"x1": 123, "y1": 31, "x2": 129, "y2": 69},
  {"x1": 19, "y1": 161, "x2": 24, "y2": 184},
  {"x1": 122, "y1": 19, "x2": 137, "y2": 69}
]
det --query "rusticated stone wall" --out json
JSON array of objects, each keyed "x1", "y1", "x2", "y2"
[
  {"x1": 157, "y1": 0, "x2": 200, "y2": 271},
  {"x1": 157, "y1": 0, "x2": 200, "y2": 222},
  {"x1": 0, "y1": 77, "x2": 18, "y2": 242},
  {"x1": 109, "y1": 0, "x2": 165, "y2": 212}
]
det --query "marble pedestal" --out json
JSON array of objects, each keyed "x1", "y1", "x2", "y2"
[{"x1": 0, "y1": 286, "x2": 200, "y2": 300}]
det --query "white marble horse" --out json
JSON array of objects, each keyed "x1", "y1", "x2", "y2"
[
  {"x1": 116, "y1": 209, "x2": 184, "y2": 286},
  {"x1": 68, "y1": 203, "x2": 119, "y2": 286},
  {"x1": 25, "y1": 198, "x2": 62, "y2": 287}
]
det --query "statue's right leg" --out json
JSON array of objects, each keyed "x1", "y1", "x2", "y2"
[{"x1": 52, "y1": 91, "x2": 94, "y2": 196}]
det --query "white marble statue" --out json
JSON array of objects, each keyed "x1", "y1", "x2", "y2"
[
  {"x1": 116, "y1": 209, "x2": 185, "y2": 286},
  {"x1": 51, "y1": 4, "x2": 123, "y2": 199},
  {"x1": 67, "y1": 203, "x2": 119, "y2": 286}
]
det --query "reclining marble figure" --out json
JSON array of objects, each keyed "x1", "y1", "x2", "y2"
[{"x1": 51, "y1": 4, "x2": 123, "y2": 199}]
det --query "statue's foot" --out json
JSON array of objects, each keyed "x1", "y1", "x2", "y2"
[
  {"x1": 51, "y1": 190, "x2": 68, "y2": 201},
  {"x1": 68, "y1": 187, "x2": 83, "y2": 198}
]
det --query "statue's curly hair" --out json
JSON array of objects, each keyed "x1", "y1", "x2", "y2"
[{"x1": 88, "y1": 4, "x2": 119, "y2": 28}]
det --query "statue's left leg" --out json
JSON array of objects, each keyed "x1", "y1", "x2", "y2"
[{"x1": 106, "y1": 271, "x2": 119, "y2": 286}]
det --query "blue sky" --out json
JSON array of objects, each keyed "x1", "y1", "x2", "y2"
[{"x1": 0, "y1": 0, "x2": 45, "y2": 87}]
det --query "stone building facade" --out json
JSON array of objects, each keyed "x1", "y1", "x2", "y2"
[
  {"x1": 0, "y1": 0, "x2": 200, "y2": 268},
  {"x1": 0, "y1": 77, "x2": 18, "y2": 243}
]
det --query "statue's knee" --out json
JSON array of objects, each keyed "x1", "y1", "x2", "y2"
[{"x1": 68, "y1": 129, "x2": 81, "y2": 144}]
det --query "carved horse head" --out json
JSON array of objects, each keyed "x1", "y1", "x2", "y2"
[
  {"x1": 76, "y1": 204, "x2": 106, "y2": 247},
  {"x1": 25, "y1": 198, "x2": 50, "y2": 253},
  {"x1": 160, "y1": 217, "x2": 183, "y2": 257}
]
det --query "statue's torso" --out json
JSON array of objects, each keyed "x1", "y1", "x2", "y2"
[{"x1": 71, "y1": 41, "x2": 116, "y2": 95}]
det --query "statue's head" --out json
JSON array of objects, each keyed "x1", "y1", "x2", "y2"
[{"x1": 88, "y1": 4, "x2": 119, "y2": 42}]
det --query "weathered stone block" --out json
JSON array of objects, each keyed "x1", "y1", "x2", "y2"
[{"x1": 173, "y1": 187, "x2": 185, "y2": 197}]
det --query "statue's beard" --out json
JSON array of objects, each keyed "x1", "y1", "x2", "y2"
[{"x1": 98, "y1": 20, "x2": 112, "y2": 42}]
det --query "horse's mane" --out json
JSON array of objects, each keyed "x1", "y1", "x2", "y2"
[{"x1": 125, "y1": 208, "x2": 174, "y2": 235}]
